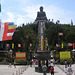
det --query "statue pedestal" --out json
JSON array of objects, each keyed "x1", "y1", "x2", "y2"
[
  {"x1": 35, "y1": 66, "x2": 50, "y2": 73},
  {"x1": 35, "y1": 51, "x2": 50, "y2": 73}
]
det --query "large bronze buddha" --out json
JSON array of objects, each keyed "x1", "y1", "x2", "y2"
[{"x1": 35, "y1": 6, "x2": 47, "y2": 21}]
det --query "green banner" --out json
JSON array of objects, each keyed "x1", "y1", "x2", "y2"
[
  {"x1": 60, "y1": 51, "x2": 71, "y2": 59},
  {"x1": 0, "y1": 4, "x2": 1, "y2": 12}
]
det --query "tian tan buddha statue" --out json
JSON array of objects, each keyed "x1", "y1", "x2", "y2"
[{"x1": 35, "y1": 6, "x2": 47, "y2": 21}]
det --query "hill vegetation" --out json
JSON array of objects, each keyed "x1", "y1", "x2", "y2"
[{"x1": 0, "y1": 22, "x2": 75, "y2": 54}]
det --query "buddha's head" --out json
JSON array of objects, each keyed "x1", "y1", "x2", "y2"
[{"x1": 40, "y1": 6, "x2": 43, "y2": 12}]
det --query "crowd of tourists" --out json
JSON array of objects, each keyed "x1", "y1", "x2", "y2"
[{"x1": 42, "y1": 61, "x2": 54, "y2": 75}]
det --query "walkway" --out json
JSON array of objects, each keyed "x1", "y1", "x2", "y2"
[
  {"x1": 0, "y1": 65, "x2": 28, "y2": 75},
  {"x1": 0, "y1": 64, "x2": 75, "y2": 75},
  {"x1": 57, "y1": 64, "x2": 75, "y2": 75},
  {"x1": 21, "y1": 65, "x2": 66, "y2": 75}
]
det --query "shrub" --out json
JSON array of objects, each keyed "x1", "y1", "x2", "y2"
[
  {"x1": 14, "y1": 59, "x2": 26, "y2": 64},
  {"x1": 60, "y1": 58, "x2": 72, "y2": 64},
  {"x1": 0, "y1": 57, "x2": 6, "y2": 62}
]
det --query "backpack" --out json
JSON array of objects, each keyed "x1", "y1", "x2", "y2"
[
  {"x1": 42, "y1": 65, "x2": 47, "y2": 72},
  {"x1": 50, "y1": 67, "x2": 54, "y2": 72}
]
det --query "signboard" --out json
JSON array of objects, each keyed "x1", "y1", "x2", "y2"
[
  {"x1": 60, "y1": 51, "x2": 71, "y2": 59},
  {"x1": 16, "y1": 52, "x2": 26, "y2": 59}
]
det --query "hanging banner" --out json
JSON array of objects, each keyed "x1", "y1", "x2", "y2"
[
  {"x1": 15, "y1": 52, "x2": 26, "y2": 59},
  {"x1": 0, "y1": 22, "x2": 16, "y2": 41},
  {"x1": 73, "y1": 43, "x2": 75, "y2": 49},
  {"x1": 23, "y1": 44, "x2": 25, "y2": 48},
  {"x1": 42, "y1": 38, "x2": 44, "y2": 50},
  {"x1": 56, "y1": 43, "x2": 60, "y2": 47},
  {"x1": 18, "y1": 44, "x2": 21, "y2": 47},
  {"x1": 59, "y1": 33, "x2": 63, "y2": 36},
  {"x1": 61, "y1": 43, "x2": 63, "y2": 48},
  {"x1": 1, "y1": 43, "x2": 3, "y2": 48},
  {"x1": 6, "y1": 44, "x2": 9, "y2": 47},
  {"x1": 30, "y1": 43, "x2": 32, "y2": 47},
  {"x1": 12, "y1": 43, "x2": 14, "y2": 49},
  {"x1": 68, "y1": 43, "x2": 72, "y2": 46}
]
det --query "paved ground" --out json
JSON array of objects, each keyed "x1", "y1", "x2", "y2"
[
  {"x1": 0, "y1": 64, "x2": 75, "y2": 75},
  {"x1": 57, "y1": 64, "x2": 75, "y2": 75},
  {"x1": 0, "y1": 65, "x2": 28, "y2": 75},
  {"x1": 21, "y1": 65, "x2": 66, "y2": 75}
]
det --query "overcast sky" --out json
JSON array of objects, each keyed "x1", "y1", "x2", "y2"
[{"x1": 0, "y1": 0, "x2": 75, "y2": 26}]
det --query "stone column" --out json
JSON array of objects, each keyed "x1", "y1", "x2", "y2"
[{"x1": 38, "y1": 20, "x2": 46, "y2": 51}]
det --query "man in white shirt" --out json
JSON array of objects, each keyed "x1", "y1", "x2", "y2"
[
  {"x1": 67, "y1": 65, "x2": 73, "y2": 75},
  {"x1": 50, "y1": 61, "x2": 54, "y2": 67}
]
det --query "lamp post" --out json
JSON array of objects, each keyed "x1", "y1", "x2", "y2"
[
  {"x1": 9, "y1": 49, "x2": 13, "y2": 58},
  {"x1": 53, "y1": 50, "x2": 56, "y2": 59}
]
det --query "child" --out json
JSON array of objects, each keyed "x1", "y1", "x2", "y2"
[{"x1": 50, "y1": 66, "x2": 54, "y2": 75}]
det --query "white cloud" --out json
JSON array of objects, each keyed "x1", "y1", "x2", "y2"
[
  {"x1": 6, "y1": 12, "x2": 14, "y2": 22},
  {"x1": 22, "y1": 6, "x2": 39, "y2": 19},
  {"x1": 44, "y1": 5, "x2": 70, "y2": 24},
  {"x1": 15, "y1": 15, "x2": 25, "y2": 26},
  {"x1": 18, "y1": 0, "x2": 29, "y2": 5},
  {"x1": 15, "y1": 14, "x2": 33, "y2": 26},
  {"x1": 18, "y1": 0, "x2": 27, "y2": 2}
]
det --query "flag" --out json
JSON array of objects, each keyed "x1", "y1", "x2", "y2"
[
  {"x1": 0, "y1": 43, "x2": 3, "y2": 48},
  {"x1": 61, "y1": 43, "x2": 63, "y2": 48},
  {"x1": 18, "y1": 44, "x2": 21, "y2": 47},
  {"x1": 23, "y1": 44, "x2": 25, "y2": 48},
  {"x1": 59, "y1": 33, "x2": 63, "y2": 36},
  {"x1": 73, "y1": 43, "x2": 75, "y2": 49},
  {"x1": 12, "y1": 43, "x2": 14, "y2": 49},
  {"x1": 56, "y1": 44, "x2": 60, "y2": 47},
  {"x1": 26, "y1": 37, "x2": 28, "y2": 39},
  {"x1": 0, "y1": 0, "x2": 1, "y2": 12},
  {"x1": 68, "y1": 43, "x2": 72, "y2": 46},
  {"x1": 0, "y1": 22, "x2": 16, "y2": 41},
  {"x1": 30, "y1": 43, "x2": 32, "y2": 47},
  {"x1": 6, "y1": 44, "x2": 9, "y2": 47},
  {"x1": 1, "y1": 43, "x2": 3, "y2": 48}
]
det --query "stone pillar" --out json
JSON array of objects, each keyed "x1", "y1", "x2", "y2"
[{"x1": 38, "y1": 20, "x2": 46, "y2": 51}]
